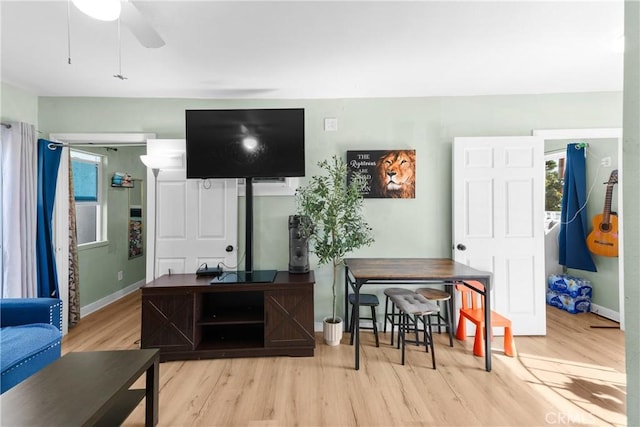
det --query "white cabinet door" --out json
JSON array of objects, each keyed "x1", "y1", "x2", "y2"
[
  {"x1": 146, "y1": 139, "x2": 238, "y2": 279},
  {"x1": 453, "y1": 136, "x2": 545, "y2": 335}
]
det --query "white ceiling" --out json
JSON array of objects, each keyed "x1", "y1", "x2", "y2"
[{"x1": 0, "y1": 0, "x2": 625, "y2": 99}]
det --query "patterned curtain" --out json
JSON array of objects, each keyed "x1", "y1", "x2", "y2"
[{"x1": 68, "y1": 152, "x2": 81, "y2": 326}]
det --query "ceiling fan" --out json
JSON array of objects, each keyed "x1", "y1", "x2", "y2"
[
  {"x1": 71, "y1": 0, "x2": 165, "y2": 48},
  {"x1": 120, "y1": 1, "x2": 165, "y2": 49}
]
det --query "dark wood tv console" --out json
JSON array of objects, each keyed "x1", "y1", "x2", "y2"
[{"x1": 140, "y1": 271, "x2": 315, "y2": 361}]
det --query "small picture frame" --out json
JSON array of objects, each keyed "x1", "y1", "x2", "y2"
[{"x1": 112, "y1": 172, "x2": 133, "y2": 188}]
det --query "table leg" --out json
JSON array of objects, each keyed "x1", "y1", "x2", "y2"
[
  {"x1": 344, "y1": 268, "x2": 350, "y2": 332},
  {"x1": 447, "y1": 282, "x2": 457, "y2": 334},
  {"x1": 145, "y1": 354, "x2": 159, "y2": 427},
  {"x1": 482, "y1": 279, "x2": 492, "y2": 372}
]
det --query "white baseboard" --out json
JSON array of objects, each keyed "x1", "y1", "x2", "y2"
[
  {"x1": 589, "y1": 303, "x2": 620, "y2": 323},
  {"x1": 80, "y1": 280, "x2": 145, "y2": 318}
]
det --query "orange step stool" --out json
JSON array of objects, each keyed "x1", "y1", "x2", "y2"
[{"x1": 455, "y1": 281, "x2": 514, "y2": 357}]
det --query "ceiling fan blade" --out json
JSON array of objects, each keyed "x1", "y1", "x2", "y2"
[{"x1": 120, "y1": 1, "x2": 165, "y2": 49}]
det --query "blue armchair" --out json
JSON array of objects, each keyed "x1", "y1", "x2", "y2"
[{"x1": 0, "y1": 298, "x2": 62, "y2": 394}]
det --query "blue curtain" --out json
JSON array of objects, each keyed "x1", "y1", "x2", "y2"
[
  {"x1": 36, "y1": 139, "x2": 62, "y2": 297},
  {"x1": 558, "y1": 143, "x2": 597, "y2": 272}
]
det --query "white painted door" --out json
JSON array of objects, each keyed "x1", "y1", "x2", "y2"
[
  {"x1": 453, "y1": 136, "x2": 545, "y2": 336},
  {"x1": 146, "y1": 139, "x2": 238, "y2": 279}
]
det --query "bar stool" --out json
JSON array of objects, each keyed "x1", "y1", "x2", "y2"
[
  {"x1": 389, "y1": 292, "x2": 439, "y2": 369},
  {"x1": 416, "y1": 287, "x2": 454, "y2": 347},
  {"x1": 348, "y1": 293, "x2": 380, "y2": 347},
  {"x1": 383, "y1": 288, "x2": 415, "y2": 346}
]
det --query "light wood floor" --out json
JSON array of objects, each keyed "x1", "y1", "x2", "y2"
[{"x1": 63, "y1": 291, "x2": 626, "y2": 427}]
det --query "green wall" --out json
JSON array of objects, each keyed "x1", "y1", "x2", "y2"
[
  {"x1": 1, "y1": 82, "x2": 37, "y2": 125},
  {"x1": 36, "y1": 92, "x2": 623, "y2": 320},
  {"x1": 2, "y1": 87, "x2": 629, "y2": 319}
]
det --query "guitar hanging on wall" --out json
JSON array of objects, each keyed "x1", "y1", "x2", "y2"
[{"x1": 586, "y1": 169, "x2": 618, "y2": 257}]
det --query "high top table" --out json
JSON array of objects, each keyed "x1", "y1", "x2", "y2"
[
  {"x1": 0, "y1": 349, "x2": 159, "y2": 426},
  {"x1": 344, "y1": 258, "x2": 493, "y2": 371}
]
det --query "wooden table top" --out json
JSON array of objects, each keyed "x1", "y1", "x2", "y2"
[
  {"x1": 344, "y1": 258, "x2": 492, "y2": 286},
  {"x1": 0, "y1": 349, "x2": 159, "y2": 426}
]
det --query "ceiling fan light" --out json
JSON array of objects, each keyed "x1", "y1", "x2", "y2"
[{"x1": 72, "y1": 0, "x2": 121, "y2": 22}]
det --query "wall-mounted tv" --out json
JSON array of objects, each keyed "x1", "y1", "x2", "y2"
[{"x1": 185, "y1": 108, "x2": 305, "y2": 179}]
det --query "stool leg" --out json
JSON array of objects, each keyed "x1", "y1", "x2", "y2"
[
  {"x1": 390, "y1": 303, "x2": 396, "y2": 346},
  {"x1": 473, "y1": 326, "x2": 484, "y2": 357},
  {"x1": 456, "y1": 315, "x2": 466, "y2": 341},
  {"x1": 446, "y1": 297, "x2": 454, "y2": 347},
  {"x1": 422, "y1": 314, "x2": 433, "y2": 353},
  {"x1": 504, "y1": 326, "x2": 514, "y2": 357},
  {"x1": 426, "y1": 316, "x2": 436, "y2": 369},
  {"x1": 429, "y1": 312, "x2": 437, "y2": 337},
  {"x1": 400, "y1": 313, "x2": 406, "y2": 365},
  {"x1": 371, "y1": 306, "x2": 380, "y2": 348},
  {"x1": 349, "y1": 303, "x2": 355, "y2": 346},
  {"x1": 383, "y1": 296, "x2": 389, "y2": 333},
  {"x1": 397, "y1": 311, "x2": 402, "y2": 350},
  {"x1": 422, "y1": 316, "x2": 429, "y2": 353}
]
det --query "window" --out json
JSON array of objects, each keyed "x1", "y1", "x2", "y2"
[
  {"x1": 71, "y1": 150, "x2": 105, "y2": 245},
  {"x1": 545, "y1": 151, "x2": 565, "y2": 223}
]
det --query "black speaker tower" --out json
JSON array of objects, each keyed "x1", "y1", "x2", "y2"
[{"x1": 288, "y1": 215, "x2": 310, "y2": 274}]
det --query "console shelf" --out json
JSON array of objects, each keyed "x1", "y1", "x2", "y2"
[
  {"x1": 141, "y1": 271, "x2": 315, "y2": 361},
  {"x1": 197, "y1": 308, "x2": 264, "y2": 326},
  {"x1": 197, "y1": 325, "x2": 264, "y2": 350}
]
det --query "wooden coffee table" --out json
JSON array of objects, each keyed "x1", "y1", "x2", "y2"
[{"x1": 0, "y1": 349, "x2": 159, "y2": 426}]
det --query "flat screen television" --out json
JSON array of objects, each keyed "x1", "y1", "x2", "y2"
[
  {"x1": 185, "y1": 108, "x2": 305, "y2": 282},
  {"x1": 185, "y1": 108, "x2": 305, "y2": 179}
]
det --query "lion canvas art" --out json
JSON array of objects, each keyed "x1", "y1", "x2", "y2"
[{"x1": 347, "y1": 149, "x2": 416, "y2": 199}]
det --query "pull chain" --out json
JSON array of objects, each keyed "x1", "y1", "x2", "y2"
[
  {"x1": 66, "y1": 0, "x2": 72, "y2": 64},
  {"x1": 113, "y1": 18, "x2": 128, "y2": 80}
]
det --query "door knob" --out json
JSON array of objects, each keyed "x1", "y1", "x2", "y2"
[
  {"x1": 225, "y1": 245, "x2": 234, "y2": 252},
  {"x1": 456, "y1": 243, "x2": 466, "y2": 251}
]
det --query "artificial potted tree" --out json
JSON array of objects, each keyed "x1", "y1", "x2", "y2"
[{"x1": 296, "y1": 155, "x2": 374, "y2": 346}]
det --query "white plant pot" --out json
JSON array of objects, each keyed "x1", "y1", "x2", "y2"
[{"x1": 323, "y1": 316, "x2": 344, "y2": 346}]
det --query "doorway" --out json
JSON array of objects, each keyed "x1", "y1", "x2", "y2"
[
  {"x1": 534, "y1": 128, "x2": 624, "y2": 331},
  {"x1": 50, "y1": 132, "x2": 154, "y2": 333}
]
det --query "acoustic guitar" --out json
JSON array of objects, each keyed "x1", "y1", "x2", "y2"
[{"x1": 586, "y1": 169, "x2": 618, "y2": 257}]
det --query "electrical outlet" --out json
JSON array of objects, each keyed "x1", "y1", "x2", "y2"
[
  {"x1": 601, "y1": 156, "x2": 611, "y2": 167},
  {"x1": 117, "y1": 271, "x2": 123, "y2": 281}
]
